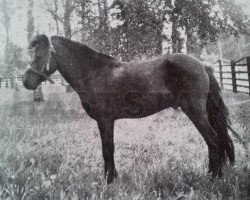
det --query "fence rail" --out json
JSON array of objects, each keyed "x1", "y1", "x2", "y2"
[{"x1": 213, "y1": 56, "x2": 250, "y2": 95}]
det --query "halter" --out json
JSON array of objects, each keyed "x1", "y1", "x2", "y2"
[
  {"x1": 28, "y1": 64, "x2": 54, "y2": 84},
  {"x1": 27, "y1": 38, "x2": 55, "y2": 84}
]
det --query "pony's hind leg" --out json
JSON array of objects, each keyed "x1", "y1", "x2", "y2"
[{"x1": 180, "y1": 99, "x2": 223, "y2": 178}]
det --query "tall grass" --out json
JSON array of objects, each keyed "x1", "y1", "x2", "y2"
[{"x1": 0, "y1": 86, "x2": 249, "y2": 200}]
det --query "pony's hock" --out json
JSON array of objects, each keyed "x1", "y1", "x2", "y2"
[{"x1": 23, "y1": 34, "x2": 235, "y2": 184}]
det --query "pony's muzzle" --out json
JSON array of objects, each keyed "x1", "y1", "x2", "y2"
[
  {"x1": 23, "y1": 79, "x2": 37, "y2": 90},
  {"x1": 23, "y1": 69, "x2": 43, "y2": 90}
]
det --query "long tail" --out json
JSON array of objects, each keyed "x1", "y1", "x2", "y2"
[{"x1": 205, "y1": 66, "x2": 235, "y2": 164}]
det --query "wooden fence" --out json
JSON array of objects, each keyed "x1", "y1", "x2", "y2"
[
  {"x1": 0, "y1": 74, "x2": 67, "y2": 88},
  {"x1": 213, "y1": 56, "x2": 250, "y2": 95}
]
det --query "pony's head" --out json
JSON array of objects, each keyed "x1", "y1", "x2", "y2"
[{"x1": 23, "y1": 34, "x2": 57, "y2": 90}]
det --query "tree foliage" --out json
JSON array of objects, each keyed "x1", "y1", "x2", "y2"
[
  {"x1": 74, "y1": 0, "x2": 97, "y2": 46},
  {"x1": 3, "y1": 43, "x2": 27, "y2": 76},
  {"x1": 0, "y1": 0, "x2": 27, "y2": 76},
  {"x1": 0, "y1": 0, "x2": 249, "y2": 78},
  {"x1": 110, "y1": 0, "x2": 166, "y2": 61},
  {"x1": 170, "y1": 0, "x2": 248, "y2": 55},
  {"x1": 40, "y1": 0, "x2": 250, "y2": 60}
]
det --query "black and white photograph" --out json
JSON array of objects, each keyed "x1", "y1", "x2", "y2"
[{"x1": 0, "y1": 0, "x2": 249, "y2": 199}]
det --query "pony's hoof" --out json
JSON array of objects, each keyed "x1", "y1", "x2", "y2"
[
  {"x1": 106, "y1": 170, "x2": 118, "y2": 184},
  {"x1": 209, "y1": 170, "x2": 223, "y2": 181}
]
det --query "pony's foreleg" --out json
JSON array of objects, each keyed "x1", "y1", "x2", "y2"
[
  {"x1": 97, "y1": 118, "x2": 117, "y2": 184},
  {"x1": 180, "y1": 100, "x2": 223, "y2": 178}
]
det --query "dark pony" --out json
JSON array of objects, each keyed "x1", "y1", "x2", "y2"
[{"x1": 23, "y1": 34, "x2": 234, "y2": 184}]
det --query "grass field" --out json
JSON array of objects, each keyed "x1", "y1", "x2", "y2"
[{"x1": 0, "y1": 85, "x2": 249, "y2": 200}]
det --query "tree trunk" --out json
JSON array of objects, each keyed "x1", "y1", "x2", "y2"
[
  {"x1": 80, "y1": 1, "x2": 87, "y2": 42},
  {"x1": 186, "y1": 27, "x2": 192, "y2": 54},
  {"x1": 186, "y1": 26, "x2": 203, "y2": 58},
  {"x1": 53, "y1": 0, "x2": 59, "y2": 34},
  {"x1": 1, "y1": 0, "x2": 10, "y2": 46},
  {"x1": 76, "y1": 0, "x2": 94, "y2": 47},
  {"x1": 44, "y1": 0, "x2": 60, "y2": 34},
  {"x1": 1, "y1": 0, "x2": 11, "y2": 78},
  {"x1": 61, "y1": 0, "x2": 74, "y2": 92},
  {"x1": 97, "y1": 0, "x2": 110, "y2": 54},
  {"x1": 27, "y1": 0, "x2": 34, "y2": 43},
  {"x1": 155, "y1": 24, "x2": 163, "y2": 55},
  {"x1": 171, "y1": 0, "x2": 185, "y2": 54},
  {"x1": 63, "y1": 0, "x2": 72, "y2": 39},
  {"x1": 33, "y1": 85, "x2": 44, "y2": 102},
  {"x1": 171, "y1": 14, "x2": 179, "y2": 53}
]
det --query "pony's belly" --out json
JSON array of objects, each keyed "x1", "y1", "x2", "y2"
[
  {"x1": 114, "y1": 103, "x2": 172, "y2": 119},
  {"x1": 81, "y1": 89, "x2": 173, "y2": 119},
  {"x1": 115, "y1": 92, "x2": 173, "y2": 119}
]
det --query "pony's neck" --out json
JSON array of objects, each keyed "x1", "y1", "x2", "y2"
[{"x1": 52, "y1": 36, "x2": 108, "y2": 92}]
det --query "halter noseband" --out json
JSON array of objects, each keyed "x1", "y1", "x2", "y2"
[
  {"x1": 28, "y1": 44, "x2": 55, "y2": 84},
  {"x1": 28, "y1": 65, "x2": 54, "y2": 84}
]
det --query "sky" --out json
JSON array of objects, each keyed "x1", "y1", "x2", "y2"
[{"x1": 0, "y1": 0, "x2": 250, "y2": 56}]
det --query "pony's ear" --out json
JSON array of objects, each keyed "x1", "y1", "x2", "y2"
[
  {"x1": 28, "y1": 34, "x2": 49, "y2": 49},
  {"x1": 28, "y1": 42, "x2": 37, "y2": 50}
]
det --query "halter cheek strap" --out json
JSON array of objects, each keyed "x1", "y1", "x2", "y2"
[{"x1": 28, "y1": 37, "x2": 55, "y2": 84}]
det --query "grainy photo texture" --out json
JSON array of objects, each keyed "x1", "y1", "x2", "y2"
[{"x1": 0, "y1": 0, "x2": 250, "y2": 199}]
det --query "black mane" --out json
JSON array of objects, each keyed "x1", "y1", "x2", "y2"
[{"x1": 52, "y1": 36, "x2": 116, "y2": 62}]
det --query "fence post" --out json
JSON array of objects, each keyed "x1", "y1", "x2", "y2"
[
  {"x1": 218, "y1": 60, "x2": 223, "y2": 89},
  {"x1": 10, "y1": 77, "x2": 14, "y2": 88},
  {"x1": 231, "y1": 60, "x2": 237, "y2": 93},
  {"x1": 247, "y1": 56, "x2": 250, "y2": 95}
]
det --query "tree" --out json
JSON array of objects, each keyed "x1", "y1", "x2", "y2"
[
  {"x1": 92, "y1": 0, "x2": 111, "y2": 54},
  {"x1": 205, "y1": 33, "x2": 250, "y2": 61},
  {"x1": 139, "y1": 0, "x2": 172, "y2": 55},
  {"x1": 1, "y1": 43, "x2": 26, "y2": 89},
  {"x1": 243, "y1": 19, "x2": 250, "y2": 56},
  {"x1": 43, "y1": 0, "x2": 75, "y2": 93},
  {"x1": 43, "y1": 0, "x2": 74, "y2": 38},
  {"x1": 43, "y1": 0, "x2": 61, "y2": 34},
  {"x1": 110, "y1": 0, "x2": 165, "y2": 61},
  {"x1": 74, "y1": 0, "x2": 98, "y2": 46},
  {"x1": 27, "y1": 0, "x2": 44, "y2": 101},
  {"x1": 27, "y1": 0, "x2": 35, "y2": 43},
  {"x1": 0, "y1": 0, "x2": 13, "y2": 78},
  {"x1": 4, "y1": 44, "x2": 26, "y2": 72},
  {"x1": 63, "y1": 0, "x2": 74, "y2": 39},
  {"x1": 170, "y1": 0, "x2": 248, "y2": 56},
  {"x1": 0, "y1": 0, "x2": 11, "y2": 46}
]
